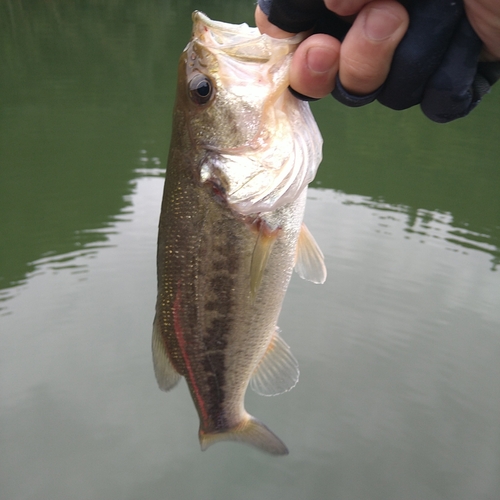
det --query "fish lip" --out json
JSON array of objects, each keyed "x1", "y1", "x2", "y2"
[
  {"x1": 192, "y1": 11, "x2": 251, "y2": 35},
  {"x1": 191, "y1": 10, "x2": 306, "y2": 54}
]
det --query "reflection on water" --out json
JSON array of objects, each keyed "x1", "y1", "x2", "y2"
[
  {"x1": 1, "y1": 1, "x2": 500, "y2": 499},
  {"x1": 344, "y1": 197, "x2": 499, "y2": 270},
  {"x1": 1, "y1": 0, "x2": 499, "y2": 291},
  {"x1": 1, "y1": 171, "x2": 496, "y2": 317}
]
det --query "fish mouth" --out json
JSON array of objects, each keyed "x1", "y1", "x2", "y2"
[
  {"x1": 191, "y1": 11, "x2": 305, "y2": 62},
  {"x1": 185, "y1": 11, "x2": 306, "y2": 158}
]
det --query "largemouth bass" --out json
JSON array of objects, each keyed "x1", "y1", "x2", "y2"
[{"x1": 152, "y1": 11, "x2": 326, "y2": 456}]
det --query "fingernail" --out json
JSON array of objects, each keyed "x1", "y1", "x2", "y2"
[
  {"x1": 364, "y1": 8, "x2": 402, "y2": 41},
  {"x1": 306, "y1": 46, "x2": 334, "y2": 73}
]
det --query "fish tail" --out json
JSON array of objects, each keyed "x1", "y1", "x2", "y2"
[{"x1": 199, "y1": 414, "x2": 289, "y2": 456}]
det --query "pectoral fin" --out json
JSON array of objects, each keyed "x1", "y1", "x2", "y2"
[
  {"x1": 250, "y1": 328, "x2": 299, "y2": 396},
  {"x1": 152, "y1": 315, "x2": 182, "y2": 391},
  {"x1": 250, "y1": 222, "x2": 279, "y2": 298},
  {"x1": 294, "y1": 223, "x2": 327, "y2": 284}
]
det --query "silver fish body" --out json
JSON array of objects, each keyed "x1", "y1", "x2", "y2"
[{"x1": 153, "y1": 12, "x2": 325, "y2": 455}]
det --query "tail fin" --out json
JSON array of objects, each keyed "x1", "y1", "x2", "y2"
[{"x1": 199, "y1": 414, "x2": 289, "y2": 456}]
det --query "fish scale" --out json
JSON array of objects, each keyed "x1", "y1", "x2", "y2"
[{"x1": 152, "y1": 11, "x2": 326, "y2": 455}]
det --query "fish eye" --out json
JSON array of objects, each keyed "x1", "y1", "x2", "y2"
[{"x1": 188, "y1": 74, "x2": 214, "y2": 105}]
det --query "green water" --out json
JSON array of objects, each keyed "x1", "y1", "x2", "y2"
[{"x1": 1, "y1": 2, "x2": 499, "y2": 499}]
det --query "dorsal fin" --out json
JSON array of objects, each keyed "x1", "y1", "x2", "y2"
[
  {"x1": 250, "y1": 328, "x2": 299, "y2": 396},
  {"x1": 294, "y1": 223, "x2": 327, "y2": 284}
]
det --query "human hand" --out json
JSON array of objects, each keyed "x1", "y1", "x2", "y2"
[
  {"x1": 256, "y1": 0, "x2": 500, "y2": 123},
  {"x1": 256, "y1": 0, "x2": 409, "y2": 99}
]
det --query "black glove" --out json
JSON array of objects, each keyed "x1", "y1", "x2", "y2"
[{"x1": 258, "y1": 0, "x2": 500, "y2": 123}]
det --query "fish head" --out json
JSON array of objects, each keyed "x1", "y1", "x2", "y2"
[
  {"x1": 181, "y1": 11, "x2": 300, "y2": 151},
  {"x1": 177, "y1": 11, "x2": 323, "y2": 215}
]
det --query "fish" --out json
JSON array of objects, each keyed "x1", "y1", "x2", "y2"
[{"x1": 152, "y1": 11, "x2": 326, "y2": 456}]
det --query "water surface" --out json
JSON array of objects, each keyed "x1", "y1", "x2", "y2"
[{"x1": 1, "y1": 2, "x2": 499, "y2": 499}]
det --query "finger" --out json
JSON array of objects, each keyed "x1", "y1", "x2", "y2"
[
  {"x1": 338, "y1": 0, "x2": 409, "y2": 95},
  {"x1": 324, "y1": 0, "x2": 376, "y2": 17},
  {"x1": 255, "y1": 5, "x2": 295, "y2": 39},
  {"x1": 289, "y1": 34, "x2": 341, "y2": 98},
  {"x1": 464, "y1": 0, "x2": 500, "y2": 60}
]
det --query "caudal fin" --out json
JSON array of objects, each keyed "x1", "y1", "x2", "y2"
[{"x1": 199, "y1": 415, "x2": 289, "y2": 455}]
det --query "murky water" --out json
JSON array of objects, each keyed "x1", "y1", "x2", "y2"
[{"x1": 1, "y1": 2, "x2": 499, "y2": 499}]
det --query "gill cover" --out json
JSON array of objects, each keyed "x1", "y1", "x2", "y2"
[{"x1": 191, "y1": 11, "x2": 323, "y2": 216}]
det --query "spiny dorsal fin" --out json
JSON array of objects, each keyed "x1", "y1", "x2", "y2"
[
  {"x1": 294, "y1": 223, "x2": 327, "y2": 284},
  {"x1": 250, "y1": 222, "x2": 279, "y2": 298},
  {"x1": 250, "y1": 328, "x2": 299, "y2": 396},
  {"x1": 152, "y1": 315, "x2": 182, "y2": 392}
]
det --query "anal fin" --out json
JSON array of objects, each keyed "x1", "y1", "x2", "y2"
[
  {"x1": 294, "y1": 223, "x2": 327, "y2": 284},
  {"x1": 250, "y1": 328, "x2": 299, "y2": 396},
  {"x1": 152, "y1": 315, "x2": 182, "y2": 391}
]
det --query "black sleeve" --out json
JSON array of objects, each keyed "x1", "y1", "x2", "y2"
[
  {"x1": 258, "y1": 0, "x2": 500, "y2": 123},
  {"x1": 377, "y1": 0, "x2": 466, "y2": 111},
  {"x1": 260, "y1": 0, "x2": 325, "y2": 33}
]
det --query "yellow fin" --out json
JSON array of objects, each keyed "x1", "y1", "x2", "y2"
[
  {"x1": 250, "y1": 328, "x2": 299, "y2": 396},
  {"x1": 152, "y1": 315, "x2": 182, "y2": 392},
  {"x1": 199, "y1": 414, "x2": 289, "y2": 455},
  {"x1": 294, "y1": 223, "x2": 327, "y2": 284},
  {"x1": 250, "y1": 223, "x2": 279, "y2": 298}
]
